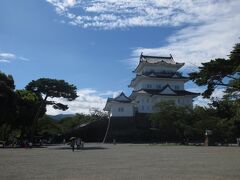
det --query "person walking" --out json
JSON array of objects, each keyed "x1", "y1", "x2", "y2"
[
  {"x1": 71, "y1": 139, "x2": 75, "y2": 152},
  {"x1": 76, "y1": 138, "x2": 81, "y2": 150}
]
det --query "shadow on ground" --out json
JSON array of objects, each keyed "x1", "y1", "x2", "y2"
[{"x1": 49, "y1": 146, "x2": 108, "y2": 151}]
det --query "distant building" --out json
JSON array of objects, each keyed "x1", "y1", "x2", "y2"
[{"x1": 104, "y1": 54, "x2": 199, "y2": 117}]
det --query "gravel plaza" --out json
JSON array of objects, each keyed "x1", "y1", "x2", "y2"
[{"x1": 0, "y1": 143, "x2": 240, "y2": 180}]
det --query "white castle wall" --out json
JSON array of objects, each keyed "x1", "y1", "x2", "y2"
[
  {"x1": 134, "y1": 94, "x2": 193, "y2": 113},
  {"x1": 141, "y1": 65, "x2": 179, "y2": 74},
  {"x1": 134, "y1": 79, "x2": 185, "y2": 91},
  {"x1": 110, "y1": 103, "x2": 134, "y2": 117}
]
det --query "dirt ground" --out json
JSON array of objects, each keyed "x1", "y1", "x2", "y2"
[{"x1": 0, "y1": 143, "x2": 240, "y2": 180}]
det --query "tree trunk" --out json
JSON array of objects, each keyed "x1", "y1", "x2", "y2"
[{"x1": 30, "y1": 95, "x2": 48, "y2": 140}]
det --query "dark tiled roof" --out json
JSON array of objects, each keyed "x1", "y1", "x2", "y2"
[
  {"x1": 106, "y1": 98, "x2": 132, "y2": 103},
  {"x1": 141, "y1": 54, "x2": 173, "y2": 60},
  {"x1": 129, "y1": 72, "x2": 189, "y2": 87},
  {"x1": 106, "y1": 92, "x2": 132, "y2": 103},
  {"x1": 133, "y1": 54, "x2": 185, "y2": 73},
  {"x1": 140, "y1": 54, "x2": 183, "y2": 65},
  {"x1": 133, "y1": 85, "x2": 200, "y2": 96},
  {"x1": 140, "y1": 71, "x2": 188, "y2": 79}
]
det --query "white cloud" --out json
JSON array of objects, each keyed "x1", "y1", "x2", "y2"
[
  {"x1": 0, "y1": 59, "x2": 11, "y2": 63},
  {"x1": 98, "y1": 90, "x2": 122, "y2": 98},
  {"x1": 46, "y1": 0, "x2": 240, "y2": 29},
  {"x1": 77, "y1": 88, "x2": 97, "y2": 95},
  {"x1": 189, "y1": 87, "x2": 226, "y2": 107},
  {"x1": 46, "y1": 0, "x2": 240, "y2": 66},
  {"x1": 0, "y1": 52, "x2": 30, "y2": 63},
  {"x1": 130, "y1": 1, "x2": 240, "y2": 66},
  {"x1": 19, "y1": 56, "x2": 30, "y2": 61},
  {"x1": 0, "y1": 53, "x2": 16, "y2": 59},
  {"x1": 46, "y1": 0, "x2": 77, "y2": 12},
  {"x1": 46, "y1": 88, "x2": 121, "y2": 115},
  {"x1": 0, "y1": 53, "x2": 16, "y2": 62},
  {"x1": 193, "y1": 96, "x2": 211, "y2": 107}
]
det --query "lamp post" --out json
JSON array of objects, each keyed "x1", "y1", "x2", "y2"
[
  {"x1": 102, "y1": 114, "x2": 111, "y2": 143},
  {"x1": 204, "y1": 129, "x2": 212, "y2": 146}
]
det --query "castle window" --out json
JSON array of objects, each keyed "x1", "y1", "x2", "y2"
[
  {"x1": 175, "y1": 85, "x2": 179, "y2": 90},
  {"x1": 157, "y1": 84, "x2": 161, "y2": 89},
  {"x1": 147, "y1": 84, "x2": 152, "y2": 89},
  {"x1": 118, "y1": 107, "x2": 124, "y2": 112}
]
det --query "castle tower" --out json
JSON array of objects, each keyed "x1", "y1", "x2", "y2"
[{"x1": 104, "y1": 54, "x2": 199, "y2": 117}]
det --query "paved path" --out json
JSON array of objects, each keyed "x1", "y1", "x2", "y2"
[{"x1": 0, "y1": 143, "x2": 240, "y2": 180}]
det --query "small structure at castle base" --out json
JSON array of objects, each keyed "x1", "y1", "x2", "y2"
[
  {"x1": 104, "y1": 54, "x2": 199, "y2": 118},
  {"x1": 104, "y1": 92, "x2": 135, "y2": 117}
]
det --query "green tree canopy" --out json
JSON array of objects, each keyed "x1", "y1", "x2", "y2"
[
  {"x1": 0, "y1": 71, "x2": 17, "y2": 140},
  {"x1": 189, "y1": 43, "x2": 240, "y2": 98},
  {"x1": 26, "y1": 78, "x2": 78, "y2": 110},
  {"x1": 25, "y1": 78, "x2": 78, "y2": 137},
  {"x1": 16, "y1": 90, "x2": 46, "y2": 138},
  {"x1": 0, "y1": 71, "x2": 16, "y2": 125},
  {"x1": 150, "y1": 100, "x2": 240, "y2": 144},
  {"x1": 150, "y1": 101, "x2": 197, "y2": 142},
  {"x1": 38, "y1": 115, "x2": 62, "y2": 137}
]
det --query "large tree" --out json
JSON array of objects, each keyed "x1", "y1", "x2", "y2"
[
  {"x1": 25, "y1": 78, "x2": 78, "y2": 136},
  {"x1": 0, "y1": 71, "x2": 16, "y2": 121},
  {"x1": 16, "y1": 90, "x2": 46, "y2": 138},
  {"x1": 150, "y1": 101, "x2": 198, "y2": 142},
  {"x1": 189, "y1": 43, "x2": 240, "y2": 98},
  {"x1": 0, "y1": 71, "x2": 17, "y2": 139},
  {"x1": 150, "y1": 101, "x2": 239, "y2": 144}
]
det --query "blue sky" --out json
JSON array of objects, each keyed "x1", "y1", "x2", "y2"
[{"x1": 1, "y1": 0, "x2": 239, "y2": 114}]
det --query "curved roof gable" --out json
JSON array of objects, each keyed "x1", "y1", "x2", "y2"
[
  {"x1": 141, "y1": 54, "x2": 175, "y2": 64},
  {"x1": 105, "y1": 92, "x2": 132, "y2": 103},
  {"x1": 130, "y1": 85, "x2": 200, "y2": 98},
  {"x1": 114, "y1": 92, "x2": 132, "y2": 102},
  {"x1": 133, "y1": 54, "x2": 185, "y2": 73},
  {"x1": 159, "y1": 85, "x2": 176, "y2": 95},
  {"x1": 103, "y1": 92, "x2": 132, "y2": 111}
]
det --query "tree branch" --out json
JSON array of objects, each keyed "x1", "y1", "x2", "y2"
[
  {"x1": 215, "y1": 83, "x2": 230, "y2": 87},
  {"x1": 226, "y1": 75, "x2": 238, "y2": 80}
]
